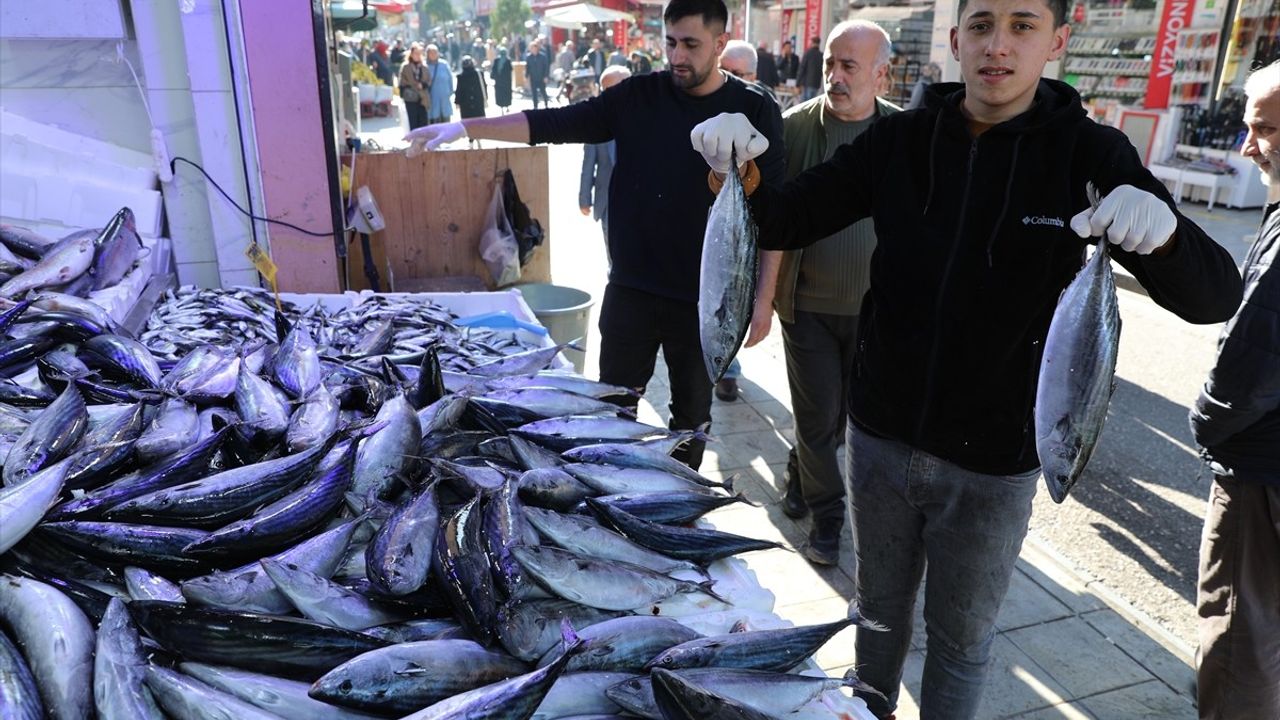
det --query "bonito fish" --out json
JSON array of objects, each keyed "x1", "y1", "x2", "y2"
[
  {"x1": 1034, "y1": 183, "x2": 1121, "y2": 503},
  {"x1": 698, "y1": 148, "x2": 758, "y2": 384}
]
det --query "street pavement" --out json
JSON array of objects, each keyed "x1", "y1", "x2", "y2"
[{"x1": 361, "y1": 90, "x2": 1267, "y2": 717}]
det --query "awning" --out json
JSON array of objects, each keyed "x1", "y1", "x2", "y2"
[
  {"x1": 369, "y1": 0, "x2": 413, "y2": 13},
  {"x1": 542, "y1": 3, "x2": 637, "y2": 28}
]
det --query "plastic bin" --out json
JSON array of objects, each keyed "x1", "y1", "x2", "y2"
[{"x1": 513, "y1": 283, "x2": 593, "y2": 374}]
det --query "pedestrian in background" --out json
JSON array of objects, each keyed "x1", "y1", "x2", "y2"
[
  {"x1": 1188, "y1": 59, "x2": 1280, "y2": 720},
  {"x1": 557, "y1": 41, "x2": 577, "y2": 76},
  {"x1": 757, "y1": 43, "x2": 779, "y2": 88},
  {"x1": 455, "y1": 56, "x2": 488, "y2": 125},
  {"x1": 586, "y1": 38, "x2": 607, "y2": 81},
  {"x1": 772, "y1": 20, "x2": 899, "y2": 566},
  {"x1": 407, "y1": 0, "x2": 786, "y2": 470},
  {"x1": 389, "y1": 38, "x2": 405, "y2": 68},
  {"x1": 526, "y1": 39, "x2": 550, "y2": 110},
  {"x1": 796, "y1": 36, "x2": 823, "y2": 100},
  {"x1": 398, "y1": 42, "x2": 430, "y2": 130},
  {"x1": 690, "y1": 0, "x2": 1243, "y2": 714},
  {"x1": 491, "y1": 47, "x2": 514, "y2": 114},
  {"x1": 424, "y1": 44, "x2": 454, "y2": 124},
  {"x1": 908, "y1": 62, "x2": 941, "y2": 109},
  {"x1": 608, "y1": 44, "x2": 628, "y2": 67},
  {"x1": 579, "y1": 66, "x2": 632, "y2": 248},
  {"x1": 629, "y1": 49, "x2": 653, "y2": 75},
  {"x1": 777, "y1": 40, "x2": 799, "y2": 82}
]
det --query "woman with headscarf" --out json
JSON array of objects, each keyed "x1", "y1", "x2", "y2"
[
  {"x1": 398, "y1": 42, "x2": 430, "y2": 130},
  {"x1": 455, "y1": 55, "x2": 488, "y2": 122},
  {"x1": 491, "y1": 47, "x2": 513, "y2": 114},
  {"x1": 424, "y1": 44, "x2": 455, "y2": 124}
]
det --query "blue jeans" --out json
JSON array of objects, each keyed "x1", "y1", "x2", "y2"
[
  {"x1": 845, "y1": 422, "x2": 1039, "y2": 719},
  {"x1": 801, "y1": 85, "x2": 821, "y2": 102},
  {"x1": 721, "y1": 357, "x2": 741, "y2": 380}
]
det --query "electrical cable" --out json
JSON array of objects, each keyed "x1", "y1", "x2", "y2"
[{"x1": 170, "y1": 156, "x2": 338, "y2": 237}]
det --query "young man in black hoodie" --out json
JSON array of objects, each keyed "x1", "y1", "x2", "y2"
[{"x1": 691, "y1": 0, "x2": 1244, "y2": 716}]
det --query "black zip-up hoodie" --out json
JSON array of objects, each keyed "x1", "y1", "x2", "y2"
[{"x1": 751, "y1": 79, "x2": 1244, "y2": 475}]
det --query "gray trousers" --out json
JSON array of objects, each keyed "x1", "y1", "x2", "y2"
[
  {"x1": 846, "y1": 423, "x2": 1039, "y2": 719},
  {"x1": 1197, "y1": 474, "x2": 1280, "y2": 720},
  {"x1": 781, "y1": 310, "x2": 858, "y2": 523}
]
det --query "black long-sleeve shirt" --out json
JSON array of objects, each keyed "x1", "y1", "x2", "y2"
[
  {"x1": 749, "y1": 80, "x2": 1244, "y2": 475},
  {"x1": 526, "y1": 72, "x2": 786, "y2": 303}
]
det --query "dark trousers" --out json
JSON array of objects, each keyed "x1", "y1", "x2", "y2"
[
  {"x1": 598, "y1": 284, "x2": 712, "y2": 469},
  {"x1": 530, "y1": 80, "x2": 547, "y2": 108},
  {"x1": 781, "y1": 310, "x2": 858, "y2": 523},
  {"x1": 405, "y1": 101, "x2": 428, "y2": 130},
  {"x1": 1197, "y1": 474, "x2": 1280, "y2": 720}
]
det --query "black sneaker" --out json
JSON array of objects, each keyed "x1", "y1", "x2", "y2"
[
  {"x1": 715, "y1": 377, "x2": 738, "y2": 401},
  {"x1": 804, "y1": 518, "x2": 843, "y2": 566},
  {"x1": 781, "y1": 468, "x2": 807, "y2": 519}
]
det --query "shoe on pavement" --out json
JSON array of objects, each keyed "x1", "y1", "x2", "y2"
[
  {"x1": 715, "y1": 377, "x2": 738, "y2": 402},
  {"x1": 804, "y1": 518, "x2": 843, "y2": 566},
  {"x1": 781, "y1": 468, "x2": 807, "y2": 519}
]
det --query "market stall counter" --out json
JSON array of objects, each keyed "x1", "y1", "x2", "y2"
[{"x1": 0, "y1": 286, "x2": 874, "y2": 719}]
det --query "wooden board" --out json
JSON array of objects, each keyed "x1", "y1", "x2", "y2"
[{"x1": 344, "y1": 147, "x2": 551, "y2": 292}]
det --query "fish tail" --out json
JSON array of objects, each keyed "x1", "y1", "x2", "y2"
[
  {"x1": 697, "y1": 579, "x2": 731, "y2": 605},
  {"x1": 842, "y1": 666, "x2": 888, "y2": 701},
  {"x1": 848, "y1": 601, "x2": 888, "y2": 632},
  {"x1": 558, "y1": 617, "x2": 585, "y2": 655},
  {"x1": 719, "y1": 473, "x2": 737, "y2": 493},
  {"x1": 732, "y1": 490, "x2": 761, "y2": 508}
]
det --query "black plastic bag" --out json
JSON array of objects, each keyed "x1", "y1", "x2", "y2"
[{"x1": 501, "y1": 168, "x2": 544, "y2": 266}]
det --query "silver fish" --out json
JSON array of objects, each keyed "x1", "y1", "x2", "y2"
[
  {"x1": 90, "y1": 207, "x2": 142, "y2": 291},
  {"x1": 286, "y1": 382, "x2": 340, "y2": 452},
  {"x1": 531, "y1": 671, "x2": 638, "y2": 720},
  {"x1": 94, "y1": 598, "x2": 165, "y2": 720},
  {"x1": 0, "y1": 229, "x2": 97, "y2": 298},
  {"x1": 698, "y1": 147, "x2": 759, "y2": 383},
  {"x1": 0, "y1": 460, "x2": 70, "y2": 554},
  {"x1": 123, "y1": 566, "x2": 185, "y2": 603},
  {"x1": 511, "y1": 545, "x2": 724, "y2": 611},
  {"x1": 143, "y1": 665, "x2": 283, "y2": 720},
  {"x1": 0, "y1": 627, "x2": 43, "y2": 720},
  {"x1": 0, "y1": 575, "x2": 95, "y2": 720},
  {"x1": 1035, "y1": 183, "x2": 1121, "y2": 503},
  {"x1": 134, "y1": 397, "x2": 199, "y2": 461},
  {"x1": 178, "y1": 662, "x2": 381, "y2": 720},
  {"x1": 3, "y1": 385, "x2": 86, "y2": 486},
  {"x1": 260, "y1": 558, "x2": 406, "y2": 631}
]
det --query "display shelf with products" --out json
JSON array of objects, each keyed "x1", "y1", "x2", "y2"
[
  {"x1": 1215, "y1": 0, "x2": 1280, "y2": 97},
  {"x1": 1169, "y1": 28, "x2": 1220, "y2": 107},
  {"x1": 1063, "y1": 23, "x2": 1153, "y2": 105}
]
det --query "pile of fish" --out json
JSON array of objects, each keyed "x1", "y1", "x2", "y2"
[
  {"x1": 0, "y1": 288, "x2": 882, "y2": 719},
  {"x1": 0, "y1": 207, "x2": 144, "y2": 300}
]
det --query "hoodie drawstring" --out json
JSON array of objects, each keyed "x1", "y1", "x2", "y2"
[
  {"x1": 986, "y1": 134, "x2": 1023, "y2": 267},
  {"x1": 922, "y1": 111, "x2": 944, "y2": 216}
]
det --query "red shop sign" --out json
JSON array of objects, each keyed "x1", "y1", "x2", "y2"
[{"x1": 1145, "y1": 0, "x2": 1194, "y2": 109}]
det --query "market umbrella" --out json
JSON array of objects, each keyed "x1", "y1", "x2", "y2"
[{"x1": 542, "y1": 2, "x2": 636, "y2": 28}]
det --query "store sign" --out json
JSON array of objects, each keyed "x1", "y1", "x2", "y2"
[
  {"x1": 803, "y1": 0, "x2": 822, "y2": 46},
  {"x1": 1145, "y1": 0, "x2": 1194, "y2": 109},
  {"x1": 781, "y1": 8, "x2": 794, "y2": 43}
]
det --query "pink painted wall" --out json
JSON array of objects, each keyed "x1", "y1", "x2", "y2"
[{"x1": 239, "y1": 0, "x2": 340, "y2": 292}]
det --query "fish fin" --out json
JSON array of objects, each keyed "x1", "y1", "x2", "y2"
[
  {"x1": 842, "y1": 666, "x2": 888, "y2": 701},
  {"x1": 728, "y1": 619, "x2": 750, "y2": 633},
  {"x1": 696, "y1": 580, "x2": 731, "y2": 605},
  {"x1": 558, "y1": 617, "x2": 585, "y2": 655},
  {"x1": 848, "y1": 602, "x2": 888, "y2": 632}
]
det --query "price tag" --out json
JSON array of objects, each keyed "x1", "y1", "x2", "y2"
[{"x1": 245, "y1": 242, "x2": 282, "y2": 310}]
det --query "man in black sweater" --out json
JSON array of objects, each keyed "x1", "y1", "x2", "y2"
[
  {"x1": 691, "y1": 0, "x2": 1244, "y2": 716},
  {"x1": 406, "y1": 0, "x2": 785, "y2": 469},
  {"x1": 796, "y1": 36, "x2": 824, "y2": 101}
]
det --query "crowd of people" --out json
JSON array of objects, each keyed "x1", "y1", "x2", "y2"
[{"x1": 402, "y1": 1, "x2": 1277, "y2": 718}]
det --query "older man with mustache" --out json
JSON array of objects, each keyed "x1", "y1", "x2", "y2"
[{"x1": 767, "y1": 20, "x2": 900, "y2": 567}]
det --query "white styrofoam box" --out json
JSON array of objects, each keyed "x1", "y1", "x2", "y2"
[
  {"x1": 645, "y1": 557, "x2": 776, "y2": 618},
  {"x1": 374, "y1": 85, "x2": 393, "y2": 102},
  {"x1": 0, "y1": 109, "x2": 162, "y2": 236}
]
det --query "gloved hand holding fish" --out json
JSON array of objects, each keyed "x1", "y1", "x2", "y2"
[
  {"x1": 0, "y1": 207, "x2": 145, "y2": 300},
  {"x1": 697, "y1": 145, "x2": 760, "y2": 385},
  {"x1": 1035, "y1": 183, "x2": 1122, "y2": 503},
  {"x1": 0, "y1": 287, "x2": 875, "y2": 720}
]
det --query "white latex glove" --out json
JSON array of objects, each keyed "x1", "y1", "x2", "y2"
[
  {"x1": 403, "y1": 121, "x2": 468, "y2": 155},
  {"x1": 690, "y1": 113, "x2": 769, "y2": 175},
  {"x1": 1069, "y1": 184, "x2": 1176, "y2": 255}
]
